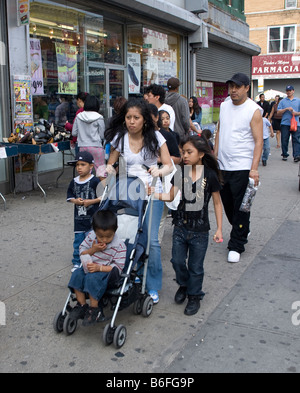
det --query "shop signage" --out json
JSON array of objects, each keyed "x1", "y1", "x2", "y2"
[
  {"x1": 30, "y1": 38, "x2": 44, "y2": 95},
  {"x1": 128, "y1": 52, "x2": 141, "y2": 94},
  {"x1": 17, "y1": 0, "x2": 30, "y2": 26},
  {"x1": 252, "y1": 53, "x2": 300, "y2": 79}
]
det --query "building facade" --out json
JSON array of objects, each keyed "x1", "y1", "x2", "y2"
[
  {"x1": 245, "y1": 0, "x2": 300, "y2": 98},
  {"x1": 0, "y1": 0, "x2": 259, "y2": 194}
]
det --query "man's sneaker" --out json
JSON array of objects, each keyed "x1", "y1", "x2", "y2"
[
  {"x1": 282, "y1": 157, "x2": 288, "y2": 161},
  {"x1": 149, "y1": 290, "x2": 159, "y2": 304},
  {"x1": 294, "y1": 156, "x2": 300, "y2": 163},
  {"x1": 69, "y1": 303, "x2": 88, "y2": 320},
  {"x1": 228, "y1": 250, "x2": 240, "y2": 263},
  {"x1": 82, "y1": 307, "x2": 106, "y2": 326},
  {"x1": 184, "y1": 296, "x2": 200, "y2": 316},
  {"x1": 175, "y1": 286, "x2": 187, "y2": 304}
]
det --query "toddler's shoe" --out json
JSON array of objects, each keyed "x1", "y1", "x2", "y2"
[
  {"x1": 82, "y1": 307, "x2": 106, "y2": 326},
  {"x1": 228, "y1": 250, "x2": 240, "y2": 263},
  {"x1": 69, "y1": 303, "x2": 88, "y2": 320},
  {"x1": 149, "y1": 290, "x2": 159, "y2": 304},
  {"x1": 71, "y1": 264, "x2": 80, "y2": 273}
]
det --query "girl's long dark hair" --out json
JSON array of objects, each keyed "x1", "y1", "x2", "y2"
[
  {"x1": 190, "y1": 96, "x2": 201, "y2": 115},
  {"x1": 105, "y1": 98, "x2": 159, "y2": 159},
  {"x1": 180, "y1": 134, "x2": 223, "y2": 184}
]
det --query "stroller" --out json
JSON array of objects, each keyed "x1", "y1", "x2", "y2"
[{"x1": 53, "y1": 172, "x2": 156, "y2": 349}]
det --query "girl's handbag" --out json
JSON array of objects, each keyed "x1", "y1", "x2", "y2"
[{"x1": 290, "y1": 114, "x2": 298, "y2": 132}]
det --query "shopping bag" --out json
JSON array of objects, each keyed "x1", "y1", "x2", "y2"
[{"x1": 290, "y1": 114, "x2": 297, "y2": 132}]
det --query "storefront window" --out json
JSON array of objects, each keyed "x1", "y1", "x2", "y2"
[
  {"x1": 29, "y1": 1, "x2": 104, "y2": 127},
  {"x1": 127, "y1": 25, "x2": 180, "y2": 96}
]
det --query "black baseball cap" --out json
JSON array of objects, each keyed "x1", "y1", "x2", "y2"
[
  {"x1": 75, "y1": 151, "x2": 94, "y2": 164},
  {"x1": 226, "y1": 73, "x2": 250, "y2": 87}
]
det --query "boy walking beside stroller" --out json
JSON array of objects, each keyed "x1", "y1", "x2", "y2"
[
  {"x1": 68, "y1": 210, "x2": 127, "y2": 325},
  {"x1": 67, "y1": 151, "x2": 101, "y2": 271}
]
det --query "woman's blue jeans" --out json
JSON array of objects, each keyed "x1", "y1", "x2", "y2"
[
  {"x1": 141, "y1": 199, "x2": 164, "y2": 292},
  {"x1": 171, "y1": 226, "x2": 209, "y2": 299}
]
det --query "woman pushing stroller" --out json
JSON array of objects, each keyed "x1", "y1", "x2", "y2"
[{"x1": 105, "y1": 98, "x2": 173, "y2": 304}]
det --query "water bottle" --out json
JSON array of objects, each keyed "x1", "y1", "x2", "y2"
[{"x1": 239, "y1": 178, "x2": 260, "y2": 213}]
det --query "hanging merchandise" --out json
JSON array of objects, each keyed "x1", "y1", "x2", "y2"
[
  {"x1": 30, "y1": 38, "x2": 44, "y2": 95},
  {"x1": 13, "y1": 75, "x2": 33, "y2": 132},
  {"x1": 55, "y1": 42, "x2": 78, "y2": 95}
]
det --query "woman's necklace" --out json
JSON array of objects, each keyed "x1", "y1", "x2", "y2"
[{"x1": 128, "y1": 133, "x2": 144, "y2": 154}]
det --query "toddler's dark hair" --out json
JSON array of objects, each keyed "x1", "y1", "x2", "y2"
[{"x1": 92, "y1": 210, "x2": 118, "y2": 232}]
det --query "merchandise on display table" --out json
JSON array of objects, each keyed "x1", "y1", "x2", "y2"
[
  {"x1": 3, "y1": 119, "x2": 72, "y2": 145},
  {"x1": 0, "y1": 140, "x2": 73, "y2": 207}
]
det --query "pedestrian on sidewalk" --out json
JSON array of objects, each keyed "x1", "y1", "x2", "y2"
[
  {"x1": 165, "y1": 77, "x2": 190, "y2": 141},
  {"x1": 268, "y1": 95, "x2": 282, "y2": 148},
  {"x1": 68, "y1": 210, "x2": 126, "y2": 325},
  {"x1": 67, "y1": 151, "x2": 101, "y2": 271},
  {"x1": 149, "y1": 135, "x2": 223, "y2": 315},
  {"x1": 276, "y1": 85, "x2": 300, "y2": 163},
  {"x1": 262, "y1": 117, "x2": 274, "y2": 166},
  {"x1": 214, "y1": 72, "x2": 263, "y2": 263}
]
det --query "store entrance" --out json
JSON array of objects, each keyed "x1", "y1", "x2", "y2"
[{"x1": 87, "y1": 62, "x2": 124, "y2": 120}]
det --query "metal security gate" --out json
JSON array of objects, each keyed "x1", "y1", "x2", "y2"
[{"x1": 195, "y1": 42, "x2": 251, "y2": 83}]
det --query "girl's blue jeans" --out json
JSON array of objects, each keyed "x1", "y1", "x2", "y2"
[{"x1": 171, "y1": 226, "x2": 209, "y2": 299}]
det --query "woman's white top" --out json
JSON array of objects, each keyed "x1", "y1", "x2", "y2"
[{"x1": 111, "y1": 131, "x2": 166, "y2": 192}]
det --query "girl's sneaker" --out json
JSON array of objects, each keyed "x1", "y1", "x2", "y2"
[
  {"x1": 69, "y1": 303, "x2": 88, "y2": 320},
  {"x1": 149, "y1": 290, "x2": 159, "y2": 304}
]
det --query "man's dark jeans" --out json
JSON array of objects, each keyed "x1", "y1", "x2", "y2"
[
  {"x1": 280, "y1": 124, "x2": 300, "y2": 159},
  {"x1": 220, "y1": 170, "x2": 250, "y2": 254}
]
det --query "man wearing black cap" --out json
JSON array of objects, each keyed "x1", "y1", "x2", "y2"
[
  {"x1": 214, "y1": 72, "x2": 263, "y2": 263},
  {"x1": 165, "y1": 77, "x2": 190, "y2": 140},
  {"x1": 277, "y1": 85, "x2": 300, "y2": 162}
]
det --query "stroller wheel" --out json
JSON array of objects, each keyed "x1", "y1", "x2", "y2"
[
  {"x1": 63, "y1": 314, "x2": 78, "y2": 336},
  {"x1": 53, "y1": 311, "x2": 66, "y2": 333},
  {"x1": 142, "y1": 296, "x2": 154, "y2": 317},
  {"x1": 103, "y1": 323, "x2": 114, "y2": 346},
  {"x1": 133, "y1": 298, "x2": 143, "y2": 315},
  {"x1": 113, "y1": 325, "x2": 127, "y2": 349}
]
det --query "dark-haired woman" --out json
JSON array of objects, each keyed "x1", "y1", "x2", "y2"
[
  {"x1": 72, "y1": 95, "x2": 106, "y2": 177},
  {"x1": 106, "y1": 98, "x2": 172, "y2": 304}
]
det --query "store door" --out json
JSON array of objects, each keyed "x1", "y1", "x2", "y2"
[{"x1": 87, "y1": 63, "x2": 124, "y2": 120}]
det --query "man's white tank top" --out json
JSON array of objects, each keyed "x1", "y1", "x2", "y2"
[{"x1": 218, "y1": 98, "x2": 261, "y2": 171}]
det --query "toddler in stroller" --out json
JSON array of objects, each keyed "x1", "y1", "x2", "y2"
[{"x1": 53, "y1": 174, "x2": 156, "y2": 349}]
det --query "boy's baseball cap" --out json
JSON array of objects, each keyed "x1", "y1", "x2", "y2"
[
  {"x1": 226, "y1": 72, "x2": 250, "y2": 86},
  {"x1": 75, "y1": 151, "x2": 94, "y2": 164},
  {"x1": 167, "y1": 77, "x2": 182, "y2": 90},
  {"x1": 286, "y1": 85, "x2": 294, "y2": 91}
]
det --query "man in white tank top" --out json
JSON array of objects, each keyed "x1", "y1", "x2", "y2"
[{"x1": 215, "y1": 73, "x2": 263, "y2": 263}]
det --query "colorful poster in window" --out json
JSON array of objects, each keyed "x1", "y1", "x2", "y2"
[
  {"x1": 128, "y1": 52, "x2": 141, "y2": 94},
  {"x1": 13, "y1": 75, "x2": 33, "y2": 131},
  {"x1": 55, "y1": 43, "x2": 78, "y2": 95},
  {"x1": 30, "y1": 38, "x2": 44, "y2": 95}
]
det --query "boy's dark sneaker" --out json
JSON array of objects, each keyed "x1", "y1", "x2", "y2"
[
  {"x1": 69, "y1": 303, "x2": 88, "y2": 320},
  {"x1": 175, "y1": 286, "x2": 187, "y2": 304},
  {"x1": 184, "y1": 296, "x2": 200, "y2": 316},
  {"x1": 282, "y1": 157, "x2": 288, "y2": 161},
  {"x1": 82, "y1": 307, "x2": 106, "y2": 326}
]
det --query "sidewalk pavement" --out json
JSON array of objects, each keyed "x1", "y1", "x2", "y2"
[{"x1": 0, "y1": 137, "x2": 299, "y2": 373}]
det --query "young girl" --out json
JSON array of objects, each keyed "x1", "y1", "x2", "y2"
[
  {"x1": 151, "y1": 135, "x2": 223, "y2": 315},
  {"x1": 159, "y1": 109, "x2": 180, "y2": 145},
  {"x1": 106, "y1": 98, "x2": 172, "y2": 304}
]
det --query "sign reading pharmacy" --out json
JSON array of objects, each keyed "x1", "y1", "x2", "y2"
[{"x1": 252, "y1": 54, "x2": 300, "y2": 79}]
